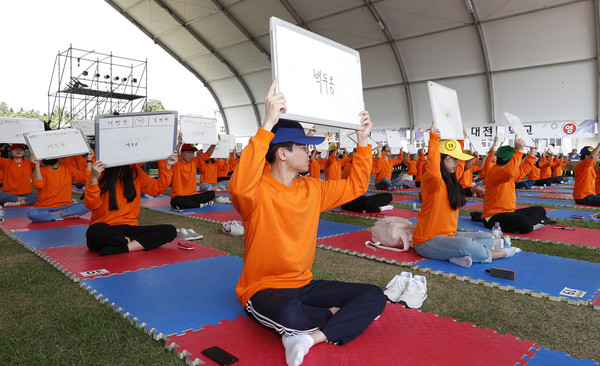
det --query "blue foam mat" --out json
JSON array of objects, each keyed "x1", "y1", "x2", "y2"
[
  {"x1": 516, "y1": 191, "x2": 545, "y2": 197},
  {"x1": 416, "y1": 252, "x2": 600, "y2": 302},
  {"x1": 11, "y1": 225, "x2": 88, "y2": 249},
  {"x1": 409, "y1": 216, "x2": 488, "y2": 232},
  {"x1": 547, "y1": 209, "x2": 597, "y2": 220},
  {"x1": 148, "y1": 202, "x2": 235, "y2": 214},
  {"x1": 317, "y1": 220, "x2": 367, "y2": 238},
  {"x1": 140, "y1": 194, "x2": 169, "y2": 200},
  {"x1": 516, "y1": 197, "x2": 575, "y2": 205},
  {"x1": 81, "y1": 255, "x2": 246, "y2": 336},
  {"x1": 520, "y1": 346, "x2": 599, "y2": 365}
]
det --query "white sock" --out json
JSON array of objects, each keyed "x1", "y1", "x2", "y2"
[
  {"x1": 449, "y1": 255, "x2": 473, "y2": 268},
  {"x1": 533, "y1": 223, "x2": 545, "y2": 231},
  {"x1": 282, "y1": 334, "x2": 314, "y2": 366},
  {"x1": 502, "y1": 247, "x2": 519, "y2": 258}
]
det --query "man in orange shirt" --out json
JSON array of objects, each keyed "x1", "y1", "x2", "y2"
[
  {"x1": 162, "y1": 137, "x2": 216, "y2": 209},
  {"x1": 373, "y1": 143, "x2": 404, "y2": 190},
  {"x1": 574, "y1": 144, "x2": 600, "y2": 206},
  {"x1": 324, "y1": 144, "x2": 350, "y2": 181},
  {"x1": 229, "y1": 80, "x2": 384, "y2": 366},
  {"x1": 27, "y1": 153, "x2": 93, "y2": 222}
]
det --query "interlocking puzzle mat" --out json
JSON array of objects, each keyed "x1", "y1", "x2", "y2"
[
  {"x1": 189, "y1": 209, "x2": 243, "y2": 224},
  {"x1": 81, "y1": 255, "x2": 246, "y2": 336},
  {"x1": 519, "y1": 346, "x2": 599, "y2": 365},
  {"x1": 316, "y1": 229, "x2": 425, "y2": 265},
  {"x1": 166, "y1": 303, "x2": 538, "y2": 366},
  {"x1": 1, "y1": 206, "x2": 32, "y2": 219},
  {"x1": 11, "y1": 225, "x2": 88, "y2": 250},
  {"x1": 538, "y1": 193, "x2": 574, "y2": 199},
  {"x1": 37, "y1": 240, "x2": 227, "y2": 282},
  {"x1": 516, "y1": 196, "x2": 576, "y2": 206},
  {"x1": 329, "y1": 207, "x2": 419, "y2": 220},
  {"x1": 392, "y1": 194, "x2": 421, "y2": 203},
  {"x1": 316, "y1": 220, "x2": 366, "y2": 239},
  {"x1": 413, "y1": 252, "x2": 600, "y2": 306},
  {"x1": 143, "y1": 202, "x2": 236, "y2": 214},
  {"x1": 138, "y1": 197, "x2": 171, "y2": 207},
  {"x1": 546, "y1": 209, "x2": 598, "y2": 221},
  {"x1": 0, "y1": 214, "x2": 91, "y2": 232}
]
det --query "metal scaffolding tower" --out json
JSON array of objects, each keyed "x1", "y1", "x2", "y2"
[{"x1": 48, "y1": 45, "x2": 147, "y2": 128}]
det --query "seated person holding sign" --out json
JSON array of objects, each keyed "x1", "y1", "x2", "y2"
[
  {"x1": 0, "y1": 144, "x2": 37, "y2": 206},
  {"x1": 84, "y1": 153, "x2": 178, "y2": 256},
  {"x1": 373, "y1": 143, "x2": 404, "y2": 190},
  {"x1": 159, "y1": 133, "x2": 216, "y2": 209},
  {"x1": 574, "y1": 144, "x2": 600, "y2": 206},
  {"x1": 229, "y1": 80, "x2": 385, "y2": 366},
  {"x1": 27, "y1": 154, "x2": 93, "y2": 222}
]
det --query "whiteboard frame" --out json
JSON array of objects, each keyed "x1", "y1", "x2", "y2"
[
  {"x1": 24, "y1": 128, "x2": 90, "y2": 160},
  {"x1": 270, "y1": 16, "x2": 364, "y2": 130},
  {"x1": 427, "y1": 81, "x2": 464, "y2": 140},
  {"x1": 95, "y1": 111, "x2": 178, "y2": 168}
]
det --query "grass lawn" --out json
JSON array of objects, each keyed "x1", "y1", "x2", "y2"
[{"x1": 1, "y1": 197, "x2": 599, "y2": 364}]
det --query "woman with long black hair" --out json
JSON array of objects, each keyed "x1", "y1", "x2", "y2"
[
  {"x1": 84, "y1": 154, "x2": 177, "y2": 256},
  {"x1": 412, "y1": 124, "x2": 519, "y2": 268}
]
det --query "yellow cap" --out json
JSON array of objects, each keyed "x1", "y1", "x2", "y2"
[
  {"x1": 328, "y1": 144, "x2": 337, "y2": 152},
  {"x1": 439, "y1": 140, "x2": 473, "y2": 160}
]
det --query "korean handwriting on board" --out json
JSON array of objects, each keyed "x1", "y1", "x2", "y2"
[
  {"x1": 46, "y1": 142, "x2": 66, "y2": 149},
  {"x1": 106, "y1": 119, "x2": 130, "y2": 128},
  {"x1": 314, "y1": 69, "x2": 334, "y2": 95},
  {"x1": 125, "y1": 142, "x2": 138, "y2": 148}
]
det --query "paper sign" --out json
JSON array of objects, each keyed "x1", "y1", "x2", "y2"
[
  {"x1": 0, "y1": 117, "x2": 45, "y2": 143},
  {"x1": 24, "y1": 129, "x2": 90, "y2": 160},
  {"x1": 468, "y1": 136, "x2": 487, "y2": 156},
  {"x1": 559, "y1": 287, "x2": 586, "y2": 298},
  {"x1": 502, "y1": 110, "x2": 535, "y2": 147},
  {"x1": 339, "y1": 129, "x2": 356, "y2": 149},
  {"x1": 496, "y1": 125, "x2": 506, "y2": 143},
  {"x1": 179, "y1": 115, "x2": 218, "y2": 145},
  {"x1": 407, "y1": 144, "x2": 417, "y2": 154},
  {"x1": 537, "y1": 139, "x2": 547, "y2": 153},
  {"x1": 69, "y1": 120, "x2": 95, "y2": 136},
  {"x1": 370, "y1": 130, "x2": 387, "y2": 144},
  {"x1": 427, "y1": 81, "x2": 464, "y2": 140},
  {"x1": 270, "y1": 17, "x2": 364, "y2": 130},
  {"x1": 384, "y1": 130, "x2": 403, "y2": 148},
  {"x1": 80, "y1": 269, "x2": 110, "y2": 277},
  {"x1": 95, "y1": 111, "x2": 177, "y2": 168},
  {"x1": 210, "y1": 135, "x2": 234, "y2": 159}
]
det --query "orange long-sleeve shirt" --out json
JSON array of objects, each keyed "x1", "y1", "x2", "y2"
[
  {"x1": 552, "y1": 157, "x2": 567, "y2": 177},
  {"x1": 539, "y1": 156, "x2": 553, "y2": 179},
  {"x1": 414, "y1": 153, "x2": 425, "y2": 182},
  {"x1": 407, "y1": 159, "x2": 417, "y2": 175},
  {"x1": 480, "y1": 150, "x2": 496, "y2": 184},
  {"x1": 216, "y1": 158, "x2": 229, "y2": 178},
  {"x1": 374, "y1": 155, "x2": 403, "y2": 182},
  {"x1": 159, "y1": 153, "x2": 210, "y2": 197},
  {"x1": 324, "y1": 153, "x2": 350, "y2": 181},
  {"x1": 528, "y1": 164, "x2": 541, "y2": 180},
  {"x1": 309, "y1": 159, "x2": 322, "y2": 179},
  {"x1": 483, "y1": 152, "x2": 535, "y2": 218},
  {"x1": 229, "y1": 128, "x2": 372, "y2": 305},
  {"x1": 574, "y1": 158, "x2": 597, "y2": 200},
  {"x1": 458, "y1": 164, "x2": 480, "y2": 189},
  {"x1": 595, "y1": 166, "x2": 600, "y2": 194},
  {"x1": 0, "y1": 157, "x2": 34, "y2": 195},
  {"x1": 413, "y1": 133, "x2": 459, "y2": 245},
  {"x1": 32, "y1": 165, "x2": 90, "y2": 207},
  {"x1": 84, "y1": 166, "x2": 173, "y2": 226},
  {"x1": 198, "y1": 159, "x2": 219, "y2": 184}
]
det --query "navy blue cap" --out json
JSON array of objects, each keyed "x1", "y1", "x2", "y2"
[
  {"x1": 580, "y1": 146, "x2": 593, "y2": 156},
  {"x1": 270, "y1": 119, "x2": 325, "y2": 146}
]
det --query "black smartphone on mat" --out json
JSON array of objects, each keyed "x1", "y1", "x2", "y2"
[{"x1": 201, "y1": 346, "x2": 239, "y2": 365}]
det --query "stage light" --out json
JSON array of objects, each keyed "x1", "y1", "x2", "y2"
[
  {"x1": 82, "y1": 71, "x2": 88, "y2": 76},
  {"x1": 104, "y1": 75, "x2": 110, "y2": 79},
  {"x1": 95, "y1": 73, "x2": 100, "y2": 78},
  {"x1": 132, "y1": 78, "x2": 138, "y2": 83},
  {"x1": 122, "y1": 78, "x2": 127, "y2": 82},
  {"x1": 114, "y1": 76, "x2": 119, "y2": 81}
]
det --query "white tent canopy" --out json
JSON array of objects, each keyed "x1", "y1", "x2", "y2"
[{"x1": 105, "y1": 0, "x2": 599, "y2": 138}]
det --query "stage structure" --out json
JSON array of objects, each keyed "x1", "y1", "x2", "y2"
[{"x1": 48, "y1": 45, "x2": 147, "y2": 129}]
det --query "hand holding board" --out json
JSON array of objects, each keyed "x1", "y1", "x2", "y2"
[{"x1": 95, "y1": 111, "x2": 177, "y2": 168}]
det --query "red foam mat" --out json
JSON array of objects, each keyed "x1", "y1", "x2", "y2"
[
  {"x1": 0, "y1": 213, "x2": 91, "y2": 232},
  {"x1": 139, "y1": 197, "x2": 172, "y2": 207},
  {"x1": 538, "y1": 193, "x2": 573, "y2": 199},
  {"x1": 392, "y1": 194, "x2": 420, "y2": 202},
  {"x1": 189, "y1": 210, "x2": 243, "y2": 223},
  {"x1": 510, "y1": 225, "x2": 600, "y2": 248},
  {"x1": 37, "y1": 240, "x2": 227, "y2": 281},
  {"x1": 166, "y1": 304, "x2": 536, "y2": 366},
  {"x1": 316, "y1": 229, "x2": 424, "y2": 264}
]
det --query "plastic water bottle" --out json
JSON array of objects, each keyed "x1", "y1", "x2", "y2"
[
  {"x1": 492, "y1": 222, "x2": 503, "y2": 250},
  {"x1": 412, "y1": 203, "x2": 417, "y2": 211},
  {"x1": 0, "y1": 206, "x2": 4, "y2": 222}
]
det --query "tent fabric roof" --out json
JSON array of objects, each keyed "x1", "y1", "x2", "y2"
[{"x1": 105, "y1": 0, "x2": 599, "y2": 136}]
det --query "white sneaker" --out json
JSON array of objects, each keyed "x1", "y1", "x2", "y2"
[
  {"x1": 185, "y1": 228, "x2": 203, "y2": 240},
  {"x1": 222, "y1": 221, "x2": 244, "y2": 236},
  {"x1": 383, "y1": 272, "x2": 412, "y2": 303},
  {"x1": 198, "y1": 201, "x2": 215, "y2": 208},
  {"x1": 397, "y1": 275, "x2": 427, "y2": 309},
  {"x1": 215, "y1": 196, "x2": 231, "y2": 204},
  {"x1": 3, "y1": 201, "x2": 21, "y2": 207}
]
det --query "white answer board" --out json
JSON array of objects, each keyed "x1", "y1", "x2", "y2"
[
  {"x1": 95, "y1": 111, "x2": 177, "y2": 168},
  {"x1": 270, "y1": 17, "x2": 364, "y2": 130},
  {"x1": 0, "y1": 117, "x2": 45, "y2": 143},
  {"x1": 339, "y1": 129, "x2": 356, "y2": 149},
  {"x1": 384, "y1": 130, "x2": 403, "y2": 148},
  {"x1": 24, "y1": 129, "x2": 90, "y2": 160},
  {"x1": 501, "y1": 111, "x2": 535, "y2": 147},
  {"x1": 179, "y1": 115, "x2": 218, "y2": 145},
  {"x1": 210, "y1": 135, "x2": 235, "y2": 159},
  {"x1": 427, "y1": 81, "x2": 464, "y2": 140}
]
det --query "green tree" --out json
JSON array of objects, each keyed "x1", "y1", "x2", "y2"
[{"x1": 141, "y1": 98, "x2": 166, "y2": 112}]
